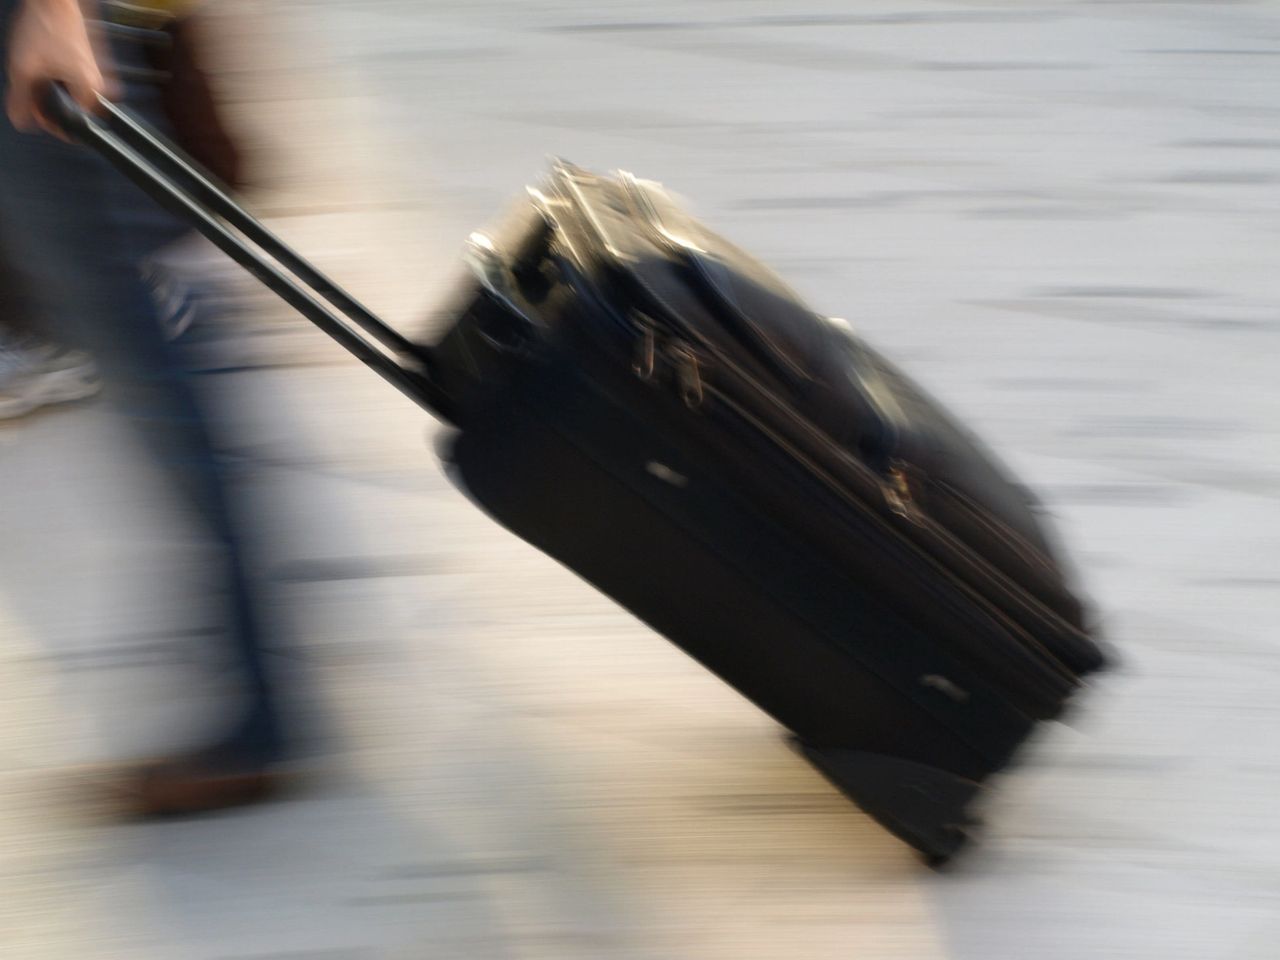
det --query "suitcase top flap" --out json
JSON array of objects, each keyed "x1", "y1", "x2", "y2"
[
  {"x1": 542, "y1": 162, "x2": 1091, "y2": 638},
  {"x1": 550, "y1": 164, "x2": 908, "y2": 461},
  {"x1": 556, "y1": 164, "x2": 827, "y2": 384}
]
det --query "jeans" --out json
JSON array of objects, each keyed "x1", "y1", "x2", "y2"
[
  {"x1": 0, "y1": 1, "x2": 284, "y2": 765},
  {"x1": 0, "y1": 239, "x2": 41, "y2": 339}
]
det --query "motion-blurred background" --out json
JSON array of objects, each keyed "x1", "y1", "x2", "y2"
[{"x1": 2, "y1": 2, "x2": 1278, "y2": 958}]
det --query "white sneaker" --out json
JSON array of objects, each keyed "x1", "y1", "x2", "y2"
[{"x1": 0, "y1": 335, "x2": 103, "y2": 421}]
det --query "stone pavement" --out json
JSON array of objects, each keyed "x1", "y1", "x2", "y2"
[{"x1": 3, "y1": 1, "x2": 1279, "y2": 957}]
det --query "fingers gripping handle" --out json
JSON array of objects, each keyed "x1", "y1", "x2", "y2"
[
  {"x1": 39, "y1": 83, "x2": 443, "y2": 413},
  {"x1": 41, "y1": 81, "x2": 97, "y2": 141}
]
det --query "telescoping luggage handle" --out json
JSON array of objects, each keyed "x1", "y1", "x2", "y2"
[{"x1": 42, "y1": 83, "x2": 445, "y2": 413}]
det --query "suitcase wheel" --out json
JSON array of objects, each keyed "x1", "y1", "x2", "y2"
[{"x1": 789, "y1": 738, "x2": 984, "y2": 866}]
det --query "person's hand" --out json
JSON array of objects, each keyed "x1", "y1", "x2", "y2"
[{"x1": 5, "y1": 0, "x2": 117, "y2": 137}]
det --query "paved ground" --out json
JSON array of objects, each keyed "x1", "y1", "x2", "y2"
[{"x1": 2, "y1": 1, "x2": 1279, "y2": 957}]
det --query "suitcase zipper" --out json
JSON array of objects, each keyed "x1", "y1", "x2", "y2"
[
  {"x1": 705, "y1": 369, "x2": 1087, "y2": 685},
  {"x1": 543, "y1": 173, "x2": 1087, "y2": 688},
  {"x1": 695, "y1": 380, "x2": 1078, "y2": 706},
  {"x1": 627, "y1": 301, "x2": 1090, "y2": 676},
  {"x1": 928, "y1": 479, "x2": 1060, "y2": 578},
  {"x1": 905, "y1": 481, "x2": 1101, "y2": 670},
  {"x1": 876, "y1": 450, "x2": 1094, "y2": 657}
]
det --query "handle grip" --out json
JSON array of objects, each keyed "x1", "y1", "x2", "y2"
[
  {"x1": 41, "y1": 81, "x2": 98, "y2": 142},
  {"x1": 40, "y1": 83, "x2": 447, "y2": 416}
]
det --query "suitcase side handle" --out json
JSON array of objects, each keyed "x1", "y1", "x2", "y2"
[{"x1": 42, "y1": 83, "x2": 446, "y2": 414}]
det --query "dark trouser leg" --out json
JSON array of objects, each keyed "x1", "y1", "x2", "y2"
[
  {"x1": 0, "y1": 22, "x2": 286, "y2": 766},
  {"x1": 0, "y1": 236, "x2": 44, "y2": 339}
]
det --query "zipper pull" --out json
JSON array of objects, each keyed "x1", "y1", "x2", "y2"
[
  {"x1": 633, "y1": 325, "x2": 656, "y2": 381},
  {"x1": 675, "y1": 347, "x2": 705, "y2": 409},
  {"x1": 884, "y1": 461, "x2": 923, "y2": 523}
]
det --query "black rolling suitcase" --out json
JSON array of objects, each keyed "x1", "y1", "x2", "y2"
[{"x1": 49, "y1": 89, "x2": 1107, "y2": 863}]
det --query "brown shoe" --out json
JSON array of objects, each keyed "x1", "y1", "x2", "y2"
[{"x1": 105, "y1": 757, "x2": 296, "y2": 819}]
